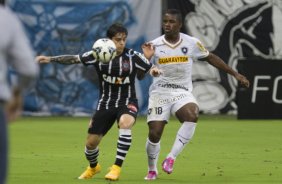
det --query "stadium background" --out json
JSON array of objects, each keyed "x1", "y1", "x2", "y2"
[{"x1": 7, "y1": 0, "x2": 282, "y2": 118}]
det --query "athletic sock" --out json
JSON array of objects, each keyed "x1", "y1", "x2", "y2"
[
  {"x1": 168, "y1": 121, "x2": 196, "y2": 159},
  {"x1": 146, "y1": 138, "x2": 160, "y2": 171},
  {"x1": 85, "y1": 147, "x2": 99, "y2": 168},
  {"x1": 115, "y1": 129, "x2": 132, "y2": 167}
]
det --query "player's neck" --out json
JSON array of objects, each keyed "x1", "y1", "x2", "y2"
[{"x1": 164, "y1": 33, "x2": 180, "y2": 44}]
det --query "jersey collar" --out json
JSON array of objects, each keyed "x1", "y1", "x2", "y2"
[{"x1": 162, "y1": 34, "x2": 182, "y2": 48}]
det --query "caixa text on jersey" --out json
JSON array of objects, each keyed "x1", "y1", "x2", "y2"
[{"x1": 103, "y1": 74, "x2": 130, "y2": 84}]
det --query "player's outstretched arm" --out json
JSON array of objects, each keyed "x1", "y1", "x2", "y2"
[
  {"x1": 36, "y1": 55, "x2": 81, "y2": 65},
  {"x1": 204, "y1": 53, "x2": 250, "y2": 88}
]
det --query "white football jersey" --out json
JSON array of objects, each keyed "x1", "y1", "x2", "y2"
[{"x1": 149, "y1": 33, "x2": 209, "y2": 93}]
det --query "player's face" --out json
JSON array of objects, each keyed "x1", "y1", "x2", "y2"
[
  {"x1": 162, "y1": 13, "x2": 182, "y2": 36},
  {"x1": 111, "y1": 32, "x2": 127, "y2": 55}
]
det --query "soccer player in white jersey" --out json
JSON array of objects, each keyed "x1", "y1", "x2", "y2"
[{"x1": 142, "y1": 9, "x2": 250, "y2": 180}]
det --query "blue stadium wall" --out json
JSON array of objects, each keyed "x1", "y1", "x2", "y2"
[{"x1": 8, "y1": 0, "x2": 282, "y2": 118}]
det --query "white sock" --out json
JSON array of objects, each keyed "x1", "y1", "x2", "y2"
[
  {"x1": 168, "y1": 121, "x2": 196, "y2": 159},
  {"x1": 119, "y1": 128, "x2": 131, "y2": 136},
  {"x1": 146, "y1": 138, "x2": 160, "y2": 171}
]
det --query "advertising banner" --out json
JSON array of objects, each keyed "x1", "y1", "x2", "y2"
[
  {"x1": 237, "y1": 59, "x2": 282, "y2": 119},
  {"x1": 8, "y1": 0, "x2": 282, "y2": 116},
  {"x1": 9, "y1": 0, "x2": 161, "y2": 116},
  {"x1": 167, "y1": 0, "x2": 282, "y2": 115}
]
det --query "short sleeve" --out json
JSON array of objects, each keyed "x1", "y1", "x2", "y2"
[
  {"x1": 133, "y1": 50, "x2": 152, "y2": 73},
  {"x1": 79, "y1": 51, "x2": 97, "y2": 66},
  {"x1": 191, "y1": 39, "x2": 209, "y2": 59}
]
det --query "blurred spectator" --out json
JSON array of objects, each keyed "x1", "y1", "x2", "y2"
[{"x1": 0, "y1": 3, "x2": 38, "y2": 184}]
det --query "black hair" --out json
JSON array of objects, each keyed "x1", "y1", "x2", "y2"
[
  {"x1": 106, "y1": 23, "x2": 128, "y2": 39},
  {"x1": 164, "y1": 9, "x2": 182, "y2": 23},
  {"x1": 0, "y1": 0, "x2": 5, "y2": 5}
]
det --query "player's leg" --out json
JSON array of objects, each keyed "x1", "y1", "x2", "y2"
[
  {"x1": 0, "y1": 108, "x2": 8, "y2": 184},
  {"x1": 162, "y1": 93, "x2": 199, "y2": 174},
  {"x1": 79, "y1": 110, "x2": 116, "y2": 179},
  {"x1": 145, "y1": 94, "x2": 170, "y2": 180},
  {"x1": 78, "y1": 134, "x2": 103, "y2": 179},
  {"x1": 173, "y1": 103, "x2": 199, "y2": 157},
  {"x1": 144, "y1": 121, "x2": 166, "y2": 180},
  {"x1": 105, "y1": 104, "x2": 137, "y2": 181}
]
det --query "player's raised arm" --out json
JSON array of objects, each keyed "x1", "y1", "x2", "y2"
[
  {"x1": 142, "y1": 42, "x2": 155, "y2": 60},
  {"x1": 36, "y1": 55, "x2": 81, "y2": 64}
]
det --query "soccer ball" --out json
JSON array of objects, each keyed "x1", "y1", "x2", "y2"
[{"x1": 92, "y1": 38, "x2": 117, "y2": 63}]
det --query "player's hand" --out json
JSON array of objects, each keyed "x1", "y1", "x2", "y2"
[
  {"x1": 149, "y1": 66, "x2": 162, "y2": 77},
  {"x1": 142, "y1": 42, "x2": 155, "y2": 60},
  {"x1": 5, "y1": 88, "x2": 22, "y2": 122},
  {"x1": 36, "y1": 55, "x2": 51, "y2": 64},
  {"x1": 235, "y1": 73, "x2": 250, "y2": 88}
]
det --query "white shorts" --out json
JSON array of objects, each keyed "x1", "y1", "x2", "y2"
[{"x1": 147, "y1": 92, "x2": 198, "y2": 122}]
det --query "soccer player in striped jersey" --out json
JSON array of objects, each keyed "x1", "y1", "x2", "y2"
[
  {"x1": 36, "y1": 23, "x2": 161, "y2": 181},
  {"x1": 141, "y1": 9, "x2": 250, "y2": 180}
]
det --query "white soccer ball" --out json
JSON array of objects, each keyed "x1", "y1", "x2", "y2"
[{"x1": 92, "y1": 38, "x2": 117, "y2": 63}]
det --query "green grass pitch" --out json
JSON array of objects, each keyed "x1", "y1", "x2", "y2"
[{"x1": 7, "y1": 115, "x2": 282, "y2": 184}]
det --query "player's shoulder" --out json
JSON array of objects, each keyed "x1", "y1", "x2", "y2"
[
  {"x1": 123, "y1": 47, "x2": 131, "y2": 53},
  {"x1": 150, "y1": 35, "x2": 164, "y2": 45},
  {"x1": 121, "y1": 48, "x2": 141, "y2": 58},
  {"x1": 0, "y1": 6, "x2": 10, "y2": 16},
  {"x1": 0, "y1": 7, "x2": 18, "y2": 22},
  {"x1": 123, "y1": 47, "x2": 145, "y2": 57},
  {"x1": 123, "y1": 48, "x2": 149, "y2": 64},
  {"x1": 0, "y1": 7, "x2": 21, "y2": 30},
  {"x1": 123, "y1": 48, "x2": 141, "y2": 57},
  {"x1": 123, "y1": 47, "x2": 135, "y2": 55},
  {"x1": 180, "y1": 33, "x2": 200, "y2": 43}
]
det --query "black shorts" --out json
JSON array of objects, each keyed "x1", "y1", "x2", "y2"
[{"x1": 88, "y1": 103, "x2": 138, "y2": 135}]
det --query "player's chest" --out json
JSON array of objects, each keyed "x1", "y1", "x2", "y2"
[
  {"x1": 155, "y1": 46, "x2": 191, "y2": 65},
  {"x1": 155, "y1": 45, "x2": 190, "y2": 58},
  {"x1": 98, "y1": 59, "x2": 134, "y2": 76}
]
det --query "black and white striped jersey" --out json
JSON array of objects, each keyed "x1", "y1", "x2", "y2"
[{"x1": 79, "y1": 48, "x2": 152, "y2": 110}]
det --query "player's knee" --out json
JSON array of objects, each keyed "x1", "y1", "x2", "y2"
[
  {"x1": 85, "y1": 135, "x2": 101, "y2": 149},
  {"x1": 86, "y1": 142, "x2": 97, "y2": 150},
  {"x1": 188, "y1": 112, "x2": 199, "y2": 122},
  {"x1": 178, "y1": 106, "x2": 199, "y2": 122},
  {"x1": 119, "y1": 114, "x2": 135, "y2": 129},
  {"x1": 149, "y1": 130, "x2": 162, "y2": 143},
  {"x1": 119, "y1": 121, "x2": 134, "y2": 129}
]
